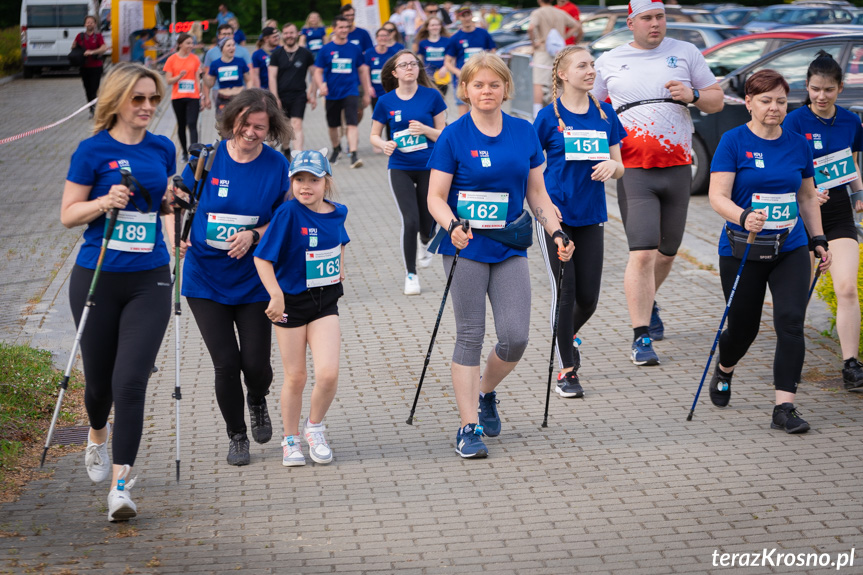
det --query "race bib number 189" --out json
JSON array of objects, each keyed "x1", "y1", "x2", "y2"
[{"x1": 107, "y1": 211, "x2": 157, "y2": 253}]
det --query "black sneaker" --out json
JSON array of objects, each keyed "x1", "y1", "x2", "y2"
[
  {"x1": 227, "y1": 432, "x2": 251, "y2": 466},
  {"x1": 771, "y1": 403, "x2": 810, "y2": 434},
  {"x1": 842, "y1": 358, "x2": 863, "y2": 391},
  {"x1": 329, "y1": 146, "x2": 341, "y2": 165},
  {"x1": 708, "y1": 365, "x2": 733, "y2": 407},
  {"x1": 555, "y1": 370, "x2": 584, "y2": 398},
  {"x1": 350, "y1": 151, "x2": 363, "y2": 168},
  {"x1": 247, "y1": 396, "x2": 273, "y2": 444}
]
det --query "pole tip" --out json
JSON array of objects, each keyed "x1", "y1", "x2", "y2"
[
  {"x1": 40, "y1": 447, "x2": 48, "y2": 467},
  {"x1": 541, "y1": 421, "x2": 548, "y2": 428},
  {"x1": 686, "y1": 411, "x2": 694, "y2": 421},
  {"x1": 405, "y1": 417, "x2": 413, "y2": 426},
  {"x1": 176, "y1": 461, "x2": 180, "y2": 482}
]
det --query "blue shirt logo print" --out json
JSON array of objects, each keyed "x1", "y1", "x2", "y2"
[{"x1": 666, "y1": 56, "x2": 678, "y2": 69}]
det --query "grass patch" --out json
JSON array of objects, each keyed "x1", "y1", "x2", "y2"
[
  {"x1": 0, "y1": 343, "x2": 86, "y2": 503},
  {"x1": 0, "y1": 27, "x2": 22, "y2": 77}
]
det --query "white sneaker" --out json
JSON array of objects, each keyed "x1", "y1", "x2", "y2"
[
  {"x1": 417, "y1": 242, "x2": 433, "y2": 268},
  {"x1": 107, "y1": 465, "x2": 137, "y2": 522},
  {"x1": 281, "y1": 435, "x2": 306, "y2": 467},
  {"x1": 303, "y1": 420, "x2": 333, "y2": 464},
  {"x1": 404, "y1": 273, "x2": 421, "y2": 295},
  {"x1": 84, "y1": 422, "x2": 111, "y2": 483}
]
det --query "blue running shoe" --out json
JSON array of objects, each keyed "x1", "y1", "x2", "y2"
[
  {"x1": 455, "y1": 424, "x2": 488, "y2": 458},
  {"x1": 477, "y1": 391, "x2": 501, "y2": 437},
  {"x1": 649, "y1": 302, "x2": 664, "y2": 341},
  {"x1": 631, "y1": 336, "x2": 660, "y2": 366}
]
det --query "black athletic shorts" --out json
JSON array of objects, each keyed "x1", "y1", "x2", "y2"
[
  {"x1": 280, "y1": 91, "x2": 308, "y2": 120},
  {"x1": 325, "y1": 96, "x2": 359, "y2": 128},
  {"x1": 272, "y1": 283, "x2": 343, "y2": 328},
  {"x1": 820, "y1": 186, "x2": 858, "y2": 242}
]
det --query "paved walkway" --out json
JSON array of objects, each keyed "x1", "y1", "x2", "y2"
[{"x1": 0, "y1": 75, "x2": 861, "y2": 574}]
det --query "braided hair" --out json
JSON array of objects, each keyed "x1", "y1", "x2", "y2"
[{"x1": 550, "y1": 46, "x2": 607, "y2": 131}]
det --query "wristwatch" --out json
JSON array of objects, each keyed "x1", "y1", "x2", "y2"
[
  {"x1": 691, "y1": 88, "x2": 700, "y2": 103},
  {"x1": 250, "y1": 229, "x2": 260, "y2": 245}
]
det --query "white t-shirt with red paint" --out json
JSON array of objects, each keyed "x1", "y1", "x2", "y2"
[{"x1": 593, "y1": 37, "x2": 717, "y2": 170}]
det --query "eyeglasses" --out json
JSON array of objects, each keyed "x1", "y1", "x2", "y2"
[
  {"x1": 130, "y1": 94, "x2": 162, "y2": 106},
  {"x1": 426, "y1": 8, "x2": 437, "y2": 13},
  {"x1": 396, "y1": 61, "x2": 420, "y2": 70}
]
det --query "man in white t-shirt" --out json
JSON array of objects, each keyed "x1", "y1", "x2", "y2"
[{"x1": 593, "y1": 0, "x2": 723, "y2": 366}]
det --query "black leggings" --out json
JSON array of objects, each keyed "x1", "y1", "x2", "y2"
[
  {"x1": 538, "y1": 222, "x2": 604, "y2": 369},
  {"x1": 171, "y1": 98, "x2": 200, "y2": 156},
  {"x1": 69, "y1": 265, "x2": 171, "y2": 467},
  {"x1": 387, "y1": 168, "x2": 434, "y2": 274},
  {"x1": 80, "y1": 66, "x2": 102, "y2": 109},
  {"x1": 187, "y1": 298, "x2": 273, "y2": 436},
  {"x1": 718, "y1": 245, "x2": 810, "y2": 393}
]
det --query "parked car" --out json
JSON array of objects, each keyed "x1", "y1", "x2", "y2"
[
  {"x1": 702, "y1": 29, "x2": 838, "y2": 79},
  {"x1": 20, "y1": 0, "x2": 95, "y2": 77},
  {"x1": 589, "y1": 23, "x2": 744, "y2": 57},
  {"x1": 744, "y1": 5, "x2": 854, "y2": 32},
  {"x1": 489, "y1": 9, "x2": 533, "y2": 49},
  {"x1": 580, "y1": 5, "x2": 702, "y2": 44},
  {"x1": 715, "y1": 7, "x2": 759, "y2": 26},
  {"x1": 690, "y1": 34, "x2": 863, "y2": 194}
]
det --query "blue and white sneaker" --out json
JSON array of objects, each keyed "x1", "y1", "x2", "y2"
[
  {"x1": 631, "y1": 336, "x2": 660, "y2": 366},
  {"x1": 649, "y1": 302, "x2": 664, "y2": 341},
  {"x1": 455, "y1": 424, "x2": 488, "y2": 459},
  {"x1": 477, "y1": 391, "x2": 501, "y2": 437}
]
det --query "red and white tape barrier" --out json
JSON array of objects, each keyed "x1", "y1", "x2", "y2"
[{"x1": 0, "y1": 98, "x2": 97, "y2": 146}]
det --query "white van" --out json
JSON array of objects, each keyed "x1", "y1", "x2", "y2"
[{"x1": 20, "y1": 0, "x2": 97, "y2": 77}]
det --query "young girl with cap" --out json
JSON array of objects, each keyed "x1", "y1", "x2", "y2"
[{"x1": 254, "y1": 149, "x2": 349, "y2": 466}]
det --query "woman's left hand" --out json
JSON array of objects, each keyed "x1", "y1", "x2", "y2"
[
  {"x1": 590, "y1": 160, "x2": 617, "y2": 182},
  {"x1": 555, "y1": 236, "x2": 575, "y2": 262},
  {"x1": 815, "y1": 245, "x2": 832, "y2": 272},
  {"x1": 227, "y1": 229, "x2": 255, "y2": 259},
  {"x1": 816, "y1": 188, "x2": 829, "y2": 205}
]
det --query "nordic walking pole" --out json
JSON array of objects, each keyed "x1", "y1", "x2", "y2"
[
  {"x1": 542, "y1": 235, "x2": 571, "y2": 428},
  {"x1": 171, "y1": 176, "x2": 185, "y2": 483},
  {"x1": 807, "y1": 266, "x2": 822, "y2": 304},
  {"x1": 687, "y1": 230, "x2": 757, "y2": 421},
  {"x1": 406, "y1": 220, "x2": 469, "y2": 425},
  {"x1": 41, "y1": 173, "x2": 127, "y2": 466}
]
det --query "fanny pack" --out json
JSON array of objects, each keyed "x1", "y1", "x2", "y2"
[
  {"x1": 725, "y1": 226, "x2": 789, "y2": 262},
  {"x1": 614, "y1": 98, "x2": 688, "y2": 115},
  {"x1": 428, "y1": 209, "x2": 534, "y2": 253}
]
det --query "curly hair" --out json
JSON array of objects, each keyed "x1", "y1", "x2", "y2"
[{"x1": 218, "y1": 88, "x2": 293, "y2": 146}]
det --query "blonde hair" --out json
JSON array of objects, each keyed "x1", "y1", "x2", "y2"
[
  {"x1": 551, "y1": 46, "x2": 607, "y2": 130},
  {"x1": 93, "y1": 63, "x2": 165, "y2": 133},
  {"x1": 456, "y1": 52, "x2": 513, "y2": 104},
  {"x1": 304, "y1": 12, "x2": 323, "y2": 29}
]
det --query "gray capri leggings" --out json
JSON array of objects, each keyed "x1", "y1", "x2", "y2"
[
  {"x1": 616, "y1": 164, "x2": 691, "y2": 256},
  {"x1": 442, "y1": 254, "x2": 531, "y2": 366}
]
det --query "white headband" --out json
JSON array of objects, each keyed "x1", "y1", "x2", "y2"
[{"x1": 628, "y1": 0, "x2": 665, "y2": 19}]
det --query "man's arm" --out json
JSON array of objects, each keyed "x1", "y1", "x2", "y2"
[{"x1": 666, "y1": 80, "x2": 724, "y2": 114}]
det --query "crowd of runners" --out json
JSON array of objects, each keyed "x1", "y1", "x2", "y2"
[{"x1": 57, "y1": 0, "x2": 863, "y2": 522}]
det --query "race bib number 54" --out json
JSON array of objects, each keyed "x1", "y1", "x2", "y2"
[{"x1": 751, "y1": 192, "x2": 798, "y2": 231}]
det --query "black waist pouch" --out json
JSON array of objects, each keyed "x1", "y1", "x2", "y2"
[{"x1": 725, "y1": 227, "x2": 789, "y2": 262}]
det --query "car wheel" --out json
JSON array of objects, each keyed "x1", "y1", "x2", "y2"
[
  {"x1": 691, "y1": 134, "x2": 709, "y2": 195},
  {"x1": 22, "y1": 66, "x2": 35, "y2": 79}
]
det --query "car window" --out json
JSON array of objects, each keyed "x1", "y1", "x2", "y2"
[
  {"x1": 833, "y1": 9, "x2": 852, "y2": 22},
  {"x1": 845, "y1": 44, "x2": 863, "y2": 86},
  {"x1": 705, "y1": 39, "x2": 770, "y2": 77},
  {"x1": 592, "y1": 29, "x2": 630, "y2": 53},
  {"x1": 27, "y1": 5, "x2": 57, "y2": 27},
  {"x1": 612, "y1": 18, "x2": 628, "y2": 29},
  {"x1": 59, "y1": 4, "x2": 89, "y2": 27},
  {"x1": 752, "y1": 43, "x2": 842, "y2": 89},
  {"x1": 668, "y1": 29, "x2": 706, "y2": 48},
  {"x1": 581, "y1": 17, "x2": 609, "y2": 42}
]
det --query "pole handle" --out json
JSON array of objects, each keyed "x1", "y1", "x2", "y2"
[
  {"x1": 747, "y1": 231, "x2": 757, "y2": 244},
  {"x1": 194, "y1": 147, "x2": 206, "y2": 180}
]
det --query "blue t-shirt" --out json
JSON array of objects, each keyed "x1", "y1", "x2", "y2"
[
  {"x1": 418, "y1": 37, "x2": 449, "y2": 72},
  {"x1": 784, "y1": 104, "x2": 863, "y2": 193},
  {"x1": 181, "y1": 142, "x2": 290, "y2": 304},
  {"x1": 534, "y1": 98, "x2": 626, "y2": 227},
  {"x1": 66, "y1": 130, "x2": 175, "y2": 272},
  {"x1": 315, "y1": 41, "x2": 365, "y2": 100},
  {"x1": 364, "y1": 45, "x2": 400, "y2": 98},
  {"x1": 203, "y1": 45, "x2": 251, "y2": 91},
  {"x1": 254, "y1": 199, "x2": 351, "y2": 295},
  {"x1": 209, "y1": 57, "x2": 249, "y2": 90},
  {"x1": 711, "y1": 123, "x2": 815, "y2": 256},
  {"x1": 445, "y1": 28, "x2": 495, "y2": 69},
  {"x1": 348, "y1": 27, "x2": 374, "y2": 52},
  {"x1": 427, "y1": 112, "x2": 544, "y2": 263},
  {"x1": 301, "y1": 27, "x2": 326, "y2": 55},
  {"x1": 372, "y1": 85, "x2": 447, "y2": 170},
  {"x1": 233, "y1": 29, "x2": 246, "y2": 45},
  {"x1": 252, "y1": 48, "x2": 272, "y2": 89}
]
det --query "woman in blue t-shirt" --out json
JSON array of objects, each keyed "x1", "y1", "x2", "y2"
[
  {"x1": 254, "y1": 150, "x2": 350, "y2": 467},
  {"x1": 708, "y1": 69, "x2": 832, "y2": 434},
  {"x1": 785, "y1": 52, "x2": 863, "y2": 393},
  {"x1": 299, "y1": 12, "x2": 326, "y2": 57},
  {"x1": 177, "y1": 90, "x2": 292, "y2": 467},
  {"x1": 427, "y1": 53, "x2": 574, "y2": 459},
  {"x1": 534, "y1": 46, "x2": 625, "y2": 400},
  {"x1": 414, "y1": 16, "x2": 450, "y2": 96},
  {"x1": 61, "y1": 63, "x2": 176, "y2": 522},
  {"x1": 370, "y1": 50, "x2": 447, "y2": 295},
  {"x1": 204, "y1": 37, "x2": 251, "y2": 118}
]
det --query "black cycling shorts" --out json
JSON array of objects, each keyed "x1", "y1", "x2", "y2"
[
  {"x1": 280, "y1": 91, "x2": 308, "y2": 120},
  {"x1": 272, "y1": 283, "x2": 343, "y2": 328},
  {"x1": 325, "y1": 96, "x2": 359, "y2": 128}
]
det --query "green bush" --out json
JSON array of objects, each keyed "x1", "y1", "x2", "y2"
[
  {"x1": 815, "y1": 242, "x2": 863, "y2": 358},
  {"x1": 0, "y1": 27, "x2": 22, "y2": 74}
]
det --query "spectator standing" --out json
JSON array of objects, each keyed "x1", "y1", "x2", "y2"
[
  {"x1": 269, "y1": 23, "x2": 316, "y2": 153},
  {"x1": 213, "y1": 4, "x2": 236, "y2": 27},
  {"x1": 556, "y1": 0, "x2": 582, "y2": 45},
  {"x1": 73, "y1": 15, "x2": 108, "y2": 118},
  {"x1": 529, "y1": 0, "x2": 579, "y2": 118}
]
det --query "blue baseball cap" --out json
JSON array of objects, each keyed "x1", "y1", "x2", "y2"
[{"x1": 289, "y1": 149, "x2": 332, "y2": 178}]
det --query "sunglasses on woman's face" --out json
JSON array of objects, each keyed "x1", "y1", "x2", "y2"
[{"x1": 130, "y1": 94, "x2": 162, "y2": 106}]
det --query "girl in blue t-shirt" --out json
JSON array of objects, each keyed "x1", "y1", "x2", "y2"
[
  {"x1": 534, "y1": 46, "x2": 625, "y2": 400},
  {"x1": 414, "y1": 16, "x2": 450, "y2": 96},
  {"x1": 204, "y1": 37, "x2": 251, "y2": 118},
  {"x1": 177, "y1": 89, "x2": 292, "y2": 467},
  {"x1": 708, "y1": 70, "x2": 832, "y2": 433},
  {"x1": 61, "y1": 63, "x2": 176, "y2": 522},
  {"x1": 426, "y1": 53, "x2": 574, "y2": 459},
  {"x1": 370, "y1": 50, "x2": 447, "y2": 295},
  {"x1": 299, "y1": 12, "x2": 326, "y2": 57},
  {"x1": 784, "y1": 51, "x2": 863, "y2": 392},
  {"x1": 254, "y1": 150, "x2": 349, "y2": 468}
]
